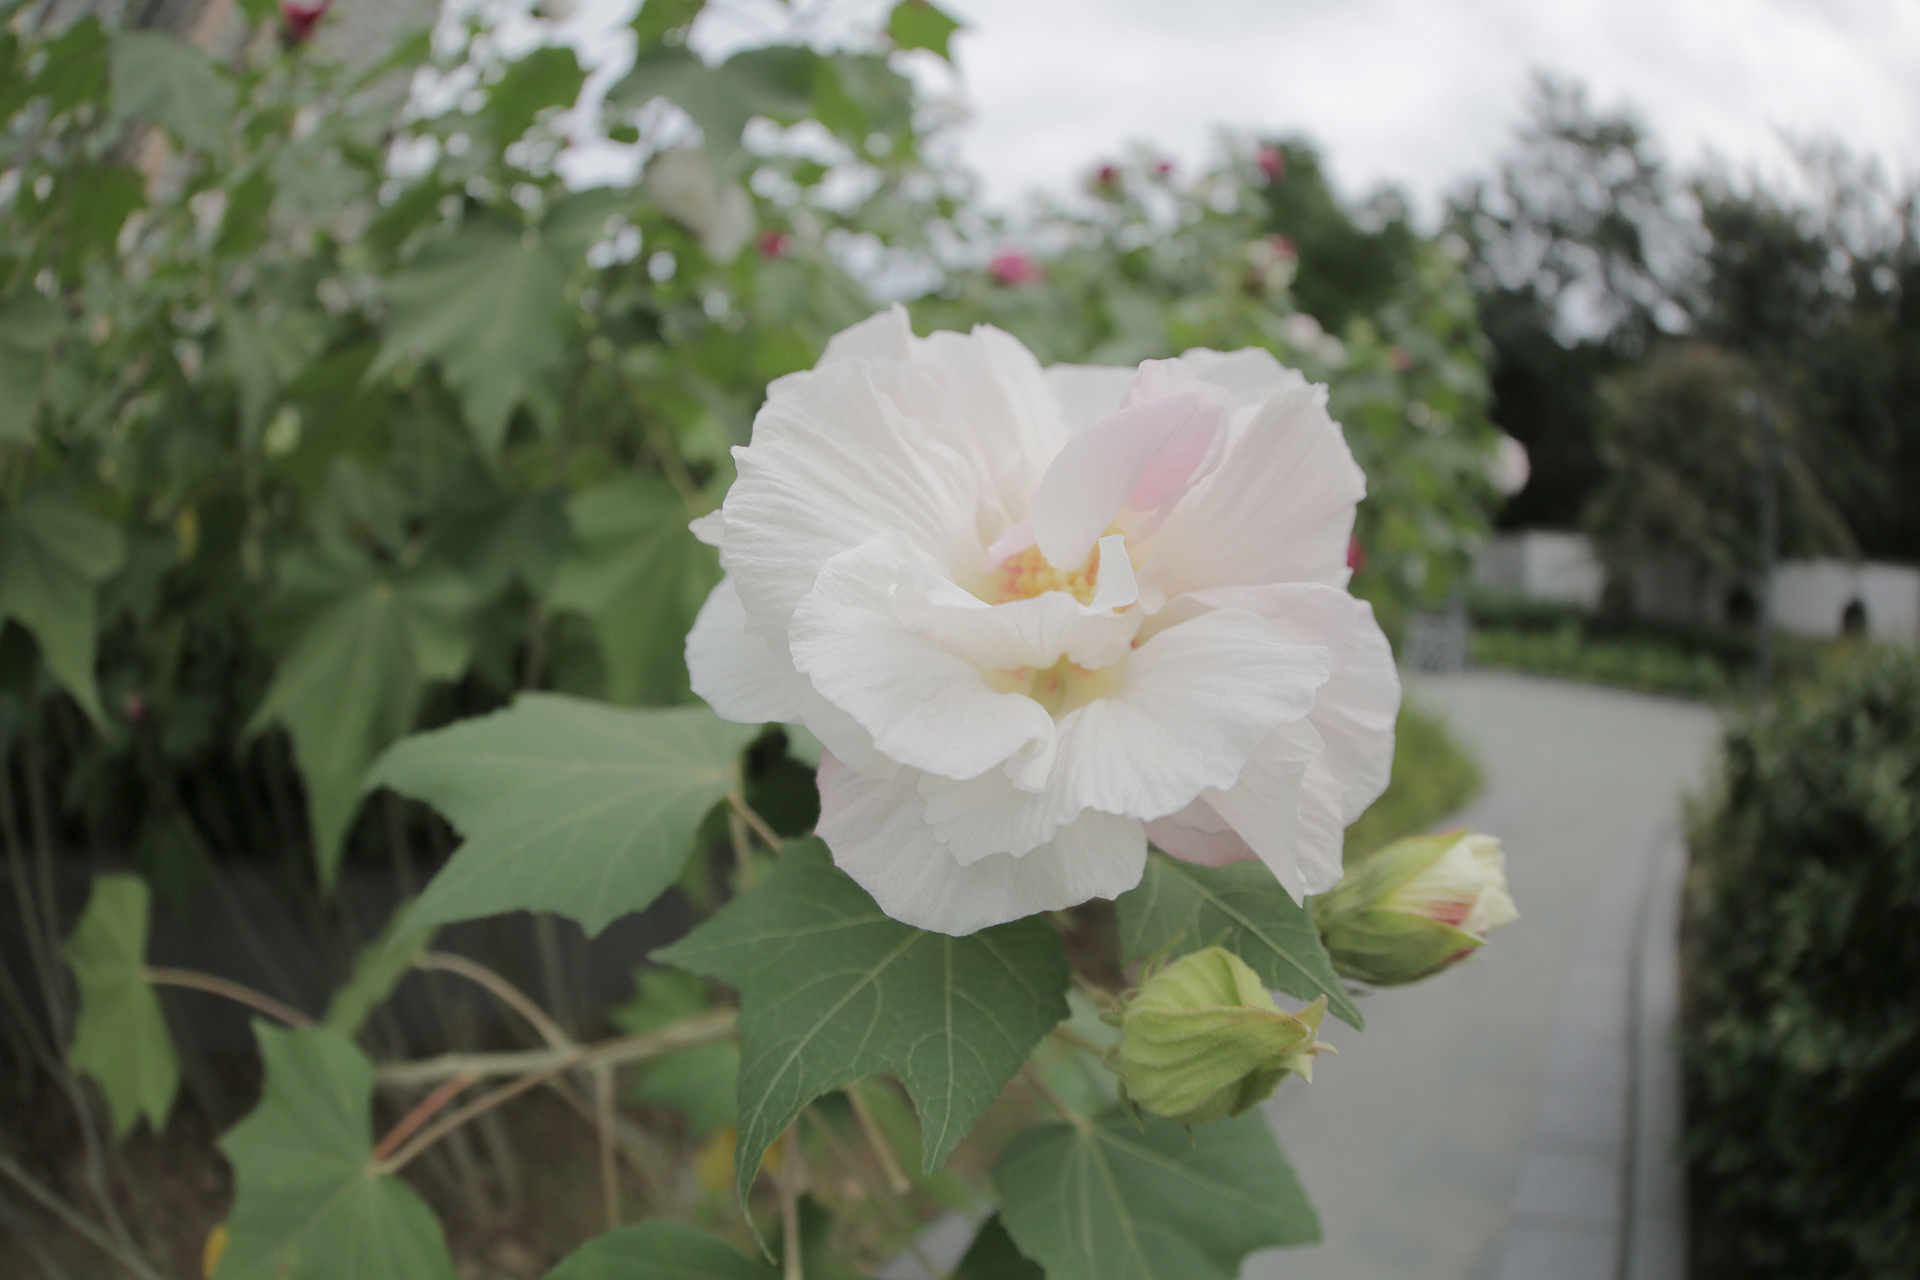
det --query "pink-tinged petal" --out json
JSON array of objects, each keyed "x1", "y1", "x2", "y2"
[
  {"x1": 1030, "y1": 377, "x2": 1230, "y2": 568},
  {"x1": 788, "y1": 538, "x2": 1059, "y2": 786},
  {"x1": 721, "y1": 359, "x2": 985, "y2": 643},
  {"x1": 893, "y1": 549, "x2": 1141, "y2": 674},
  {"x1": 916, "y1": 326, "x2": 1070, "y2": 505},
  {"x1": 914, "y1": 609, "x2": 1331, "y2": 864},
  {"x1": 1290, "y1": 756, "x2": 1352, "y2": 897},
  {"x1": 818, "y1": 302, "x2": 917, "y2": 365},
  {"x1": 984, "y1": 516, "x2": 1034, "y2": 569},
  {"x1": 818, "y1": 753, "x2": 1146, "y2": 935},
  {"x1": 1201, "y1": 720, "x2": 1326, "y2": 900},
  {"x1": 1146, "y1": 798, "x2": 1256, "y2": 867},
  {"x1": 1135, "y1": 381, "x2": 1365, "y2": 598}
]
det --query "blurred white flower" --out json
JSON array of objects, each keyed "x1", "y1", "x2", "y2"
[
  {"x1": 687, "y1": 308, "x2": 1399, "y2": 934},
  {"x1": 1490, "y1": 432, "x2": 1531, "y2": 495},
  {"x1": 643, "y1": 147, "x2": 754, "y2": 263}
]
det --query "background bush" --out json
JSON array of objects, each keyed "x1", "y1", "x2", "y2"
[{"x1": 1682, "y1": 648, "x2": 1920, "y2": 1279}]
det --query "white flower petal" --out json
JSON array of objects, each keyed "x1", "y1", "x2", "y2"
[
  {"x1": 916, "y1": 609, "x2": 1332, "y2": 863},
  {"x1": 1202, "y1": 720, "x2": 1327, "y2": 900},
  {"x1": 789, "y1": 538, "x2": 1059, "y2": 785},
  {"x1": 686, "y1": 577, "x2": 899, "y2": 778},
  {"x1": 688, "y1": 509, "x2": 726, "y2": 547},
  {"x1": 916, "y1": 326, "x2": 1069, "y2": 506},
  {"x1": 1044, "y1": 363, "x2": 1139, "y2": 432},
  {"x1": 1175, "y1": 346, "x2": 1309, "y2": 410},
  {"x1": 818, "y1": 303, "x2": 917, "y2": 365},
  {"x1": 894, "y1": 536, "x2": 1140, "y2": 672},
  {"x1": 722, "y1": 360, "x2": 985, "y2": 642},
  {"x1": 686, "y1": 577, "x2": 810, "y2": 723},
  {"x1": 1137, "y1": 382, "x2": 1365, "y2": 597},
  {"x1": 1145, "y1": 797, "x2": 1256, "y2": 867},
  {"x1": 818, "y1": 752, "x2": 1146, "y2": 935}
]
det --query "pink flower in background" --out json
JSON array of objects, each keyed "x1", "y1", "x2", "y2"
[
  {"x1": 686, "y1": 308, "x2": 1398, "y2": 934},
  {"x1": 1257, "y1": 144, "x2": 1284, "y2": 183},
  {"x1": 280, "y1": 0, "x2": 329, "y2": 45},
  {"x1": 1389, "y1": 345, "x2": 1414, "y2": 372},
  {"x1": 756, "y1": 228, "x2": 792, "y2": 259},
  {"x1": 1346, "y1": 536, "x2": 1366, "y2": 574},
  {"x1": 989, "y1": 249, "x2": 1043, "y2": 286}
]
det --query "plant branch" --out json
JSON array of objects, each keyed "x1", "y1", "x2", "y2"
[
  {"x1": 372, "y1": 1010, "x2": 737, "y2": 1171},
  {"x1": 593, "y1": 1065, "x2": 619, "y2": 1230},
  {"x1": 0, "y1": 1153, "x2": 163, "y2": 1280},
  {"x1": 413, "y1": 951, "x2": 571, "y2": 1050},
  {"x1": 371, "y1": 1072, "x2": 474, "y2": 1165},
  {"x1": 779, "y1": 1125, "x2": 805, "y2": 1280},
  {"x1": 373, "y1": 1008, "x2": 737, "y2": 1087},
  {"x1": 727, "y1": 791, "x2": 784, "y2": 853},
  {"x1": 804, "y1": 1109, "x2": 948, "y2": 1280},
  {"x1": 141, "y1": 968, "x2": 313, "y2": 1029},
  {"x1": 844, "y1": 1084, "x2": 910, "y2": 1197}
]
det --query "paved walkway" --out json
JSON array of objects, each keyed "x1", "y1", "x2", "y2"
[{"x1": 1251, "y1": 671, "x2": 1720, "y2": 1280}]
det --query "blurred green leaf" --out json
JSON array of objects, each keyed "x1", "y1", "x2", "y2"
[
  {"x1": 952, "y1": 1215, "x2": 1043, "y2": 1280},
  {"x1": 543, "y1": 1220, "x2": 776, "y2": 1280},
  {"x1": 322, "y1": 913, "x2": 432, "y2": 1036},
  {"x1": 606, "y1": 44, "x2": 814, "y2": 169},
  {"x1": 888, "y1": 1, "x2": 962, "y2": 61},
  {"x1": 64, "y1": 874, "x2": 178, "y2": 1138},
  {"x1": 221, "y1": 305, "x2": 330, "y2": 443},
  {"x1": 487, "y1": 45, "x2": 585, "y2": 143},
  {"x1": 374, "y1": 217, "x2": 574, "y2": 453},
  {"x1": 55, "y1": 163, "x2": 144, "y2": 275},
  {"x1": 994, "y1": 1108, "x2": 1319, "y2": 1280},
  {"x1": 0, "y1": 491, "x2": 124, "y2": 724},
  {"x1": 248, "y1": 551, "x2": 476, "y2": 886},
  {"x1": 631, "y1": 0, "x2": 707, "y2": 50},
  {"x1": 547, "y1": 476, "x2": 718, "y2": 705},
  {"x1": 0, "y1": 293, "x2": 64, "y2": 442},
  {"x1": 656, "y1": 839, "x2": 1069, "y2": 1208},
  {"x1": 1115, "y1": 852, "x2": 1362, "y2": 1029},
  {"x1": 632, "y1": 1042, "x2": 738, "y2": 1136},
  {"x1": 369, "y1": 695, "x2": 757, "y2": 935},
  {"x1": 109, "y1": 31, "x2": 236, "y2": 153},
  {"x1": 31, "y1": 18, "x2": 109, "y2": 117},
  {"x1": 216, "y1": 1024, "x2": 459, "y2": 1280}
]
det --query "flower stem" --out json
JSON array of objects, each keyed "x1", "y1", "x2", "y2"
[{"x1": 142, "y1": 967, "x2": 313, "y2": 1029}]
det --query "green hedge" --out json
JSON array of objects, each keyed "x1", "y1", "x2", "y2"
[{"x1": 1682, "y1": 649, "x2": 1920, "y2": 1278}]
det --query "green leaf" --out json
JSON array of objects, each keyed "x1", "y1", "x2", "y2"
[
  {"x1": 248, "y1": 551, "x2": 476, "y2": 886},
  {"x1": 606, "y1": 44, "x2": 815, "y2": 169},
  {"x1": 374, "y1": 218, "x2": 573, "y2": 453},
  {"x1": 546, "y1": 476, "x2": 718, "y2": 705},
  {"x1": 952, "y1": 1215, "x2": 1043, "y2": 1280},
  {"x1": 323, "y1": 913, "x2": 432, "y2": 1036},
  {"x1": 55, "y1": 163, "x2": 144, "y2": 276},
  {"x1": 64, "y1": 874, "x2": 178, "y2": 1137},
  {"x1": 109, "y1": 31, "x2": 237, "y2": 153},
  {"x1": 221, "y1": 305, "x2": 330, "y2": 442},
  {"x1": 655, "y1": 839, "x2": 1069, "y2": 1207},
  {"x1": 1116, "y1": 852, "x2": 1363, "y2": 1030},
  {"x1": 487, "y1": 45, "x2": 586, "y2": 143},
  {"x1": 369, "y1": 695, "x2": 758, "y2": 935},
  {"x1": 216, "y1": 1024, "x2": 458, "y2": 1280},
  {"x1": 632, "y1": 1042, "x2": 738, "y2": 1136},
  {"x1": 32, "y1": 18, "x2": 110, "y2": 117},
  {"x1": 0, "y1": 293, "x2": 65, "y2": 442},
  {"x1": 993, "y1": 1108, "x2": 1320, "y2": 1280},
  {"x1": 631, "y1": 0, "x2": 707, "y2": 50},
  {"x1": 888, "y1": 1, "x2": 962, "y2": 61},
  {"x1": 544, "y1": 1220, "x2": 776, "y2": 1280},
  {"x1": 0, "y1": 491, "x2": 124, "y2": 724}
]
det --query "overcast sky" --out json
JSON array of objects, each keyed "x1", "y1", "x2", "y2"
[{"x1": 550, "y1": 0, "x2": 1920, "y2": 225}]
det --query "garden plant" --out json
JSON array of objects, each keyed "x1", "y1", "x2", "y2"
[{"x1": 0, "y1": 1, "x2": 1515, "y2": 1275}]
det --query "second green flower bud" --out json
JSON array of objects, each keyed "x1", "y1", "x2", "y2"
[{"x1": 1113, "y1": 946, "x2": 1330, "y2": 1125}]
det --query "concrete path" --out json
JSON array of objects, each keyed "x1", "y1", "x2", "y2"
[{"x1": 1250, "y1": 672, "x2": 1720, "y2": 1280}]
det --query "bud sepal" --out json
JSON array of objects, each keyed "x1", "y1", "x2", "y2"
[{"x1": 1312, "y1": 829, "x2": 1518, "y2": 987}]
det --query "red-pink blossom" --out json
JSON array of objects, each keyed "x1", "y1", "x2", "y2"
[
  {"x1": 988, "y1": 250, "x2": 1043, "y2": 286},
  {"x1": 281, "y1": 0, "x2": 329, "y2": 45},
  {"x1": 757, "y1": 228, "x2": 792, "y2": 259},
  {"x1": 1256, "y1": 144, "x2": 1284, "y2": 183}
]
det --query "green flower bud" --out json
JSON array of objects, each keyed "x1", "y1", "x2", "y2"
[
  {"x1": 1114, "y1": 947, "x2": 1330, "y2": 1125},
  {"x1": 1312, "y1": 829, "x2": 1518, "y2": 987}
]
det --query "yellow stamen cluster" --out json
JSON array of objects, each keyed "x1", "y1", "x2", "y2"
[{"x1": 994, "y1": 541, "x2": 1101, "y2": 604}]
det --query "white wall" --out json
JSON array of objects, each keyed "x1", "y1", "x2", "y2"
[
  {"x1": 1773, "y1": 560, "x2": 1920, "y2": 643},
  {"x1": 1475, "y1": 532, "x2": 1605, "y2": 610}
]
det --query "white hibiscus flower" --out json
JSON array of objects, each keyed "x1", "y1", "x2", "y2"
[{"x1": 685, "y1": 306, "x2": 1400, "y2": 936}]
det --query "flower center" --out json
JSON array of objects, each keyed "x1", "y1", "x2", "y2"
[
  {"x1": 987, "y1": 655, "x2": 1115, "y2": 715},
  {"x1": 993, "y1": 541, "x2": 1101, "y2": 604}
]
